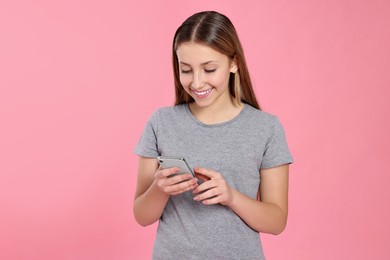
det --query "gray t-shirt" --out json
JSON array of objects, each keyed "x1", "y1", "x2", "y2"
[{"x1": 135, "y1": 103, "x2": 293, "y2": 260}]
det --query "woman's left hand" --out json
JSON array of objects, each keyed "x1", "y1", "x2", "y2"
[{"x1": 192, "y1": 167, "x2": 234, "y2": 206}]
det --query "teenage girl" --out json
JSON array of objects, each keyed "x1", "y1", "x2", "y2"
[{"x1": 134, "y1": 11, "x2": 293, "y2": 259}]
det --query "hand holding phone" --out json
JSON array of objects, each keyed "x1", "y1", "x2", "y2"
[
  {"x1": 155, "y1": 156, "x2": 198, "y2": 195},
  {"x1": 157, "y1": 156, "x2": 195, "y2": 178}
]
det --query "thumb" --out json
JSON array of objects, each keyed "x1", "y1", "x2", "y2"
[{"x1": 194, "y1": 167, "x2": 213, "y2": 180}]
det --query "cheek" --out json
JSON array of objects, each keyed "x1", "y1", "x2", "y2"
[
  {"x1": 210, "y1": 72, "x2": 230, "y2": 87},
  {"x1": 179, "y1": 74, "x2": 191, "y2": 88}
]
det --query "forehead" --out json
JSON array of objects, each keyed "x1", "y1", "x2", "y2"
[{"x1": 176, "y1": 42, "x2": 229, "y2": 65}]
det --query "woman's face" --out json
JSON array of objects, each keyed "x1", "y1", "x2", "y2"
[{"x1": 176, "y1": 42, "x2": 237, "y2": 109}]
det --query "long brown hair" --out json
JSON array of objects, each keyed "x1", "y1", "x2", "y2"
[{"x1": 172, "y1": 11, "x2": 260, "y2": 110}]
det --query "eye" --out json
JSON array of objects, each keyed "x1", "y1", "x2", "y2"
[
  {"x1": 205, "y1": 69, "x2": 216, "y2": 73},
  {"x1": 180, "y1": 69, "x2": 192, "y2": 74}
]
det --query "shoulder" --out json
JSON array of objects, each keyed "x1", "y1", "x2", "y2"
[
  {"x1": 243, "y1": 104, "x2": 280, "y2": 127},
  {"x1": 152, "y1": 104, "x2": 186, "y2": 118},
  {"x1": 147, "y1": 104, "x2": 187, "y2": 124},
  {"x1": 240, "y1": 104, "x2": 288, "y2": 141},
  {"x1": 157, "y1": 104, "x2": 186, "y2": 114}
]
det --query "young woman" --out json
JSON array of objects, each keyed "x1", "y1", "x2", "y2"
[{"x1": 134, "y1": 11, "x2": 293, "y2": 259}]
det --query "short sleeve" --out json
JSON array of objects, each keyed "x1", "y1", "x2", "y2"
[
  {"x1": 260, "y1": 117, "x2": 293, "y2": 169},
  {"x1": 134, "y1": 110, "x2": 160, "y2": 158}
]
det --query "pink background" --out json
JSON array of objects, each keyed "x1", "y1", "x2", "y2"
[{"x1": 1, "y1": 1, "x2": 389, "y2": 259}]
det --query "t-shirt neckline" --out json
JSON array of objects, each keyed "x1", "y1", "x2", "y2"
[{"x1": 184, "y1": 103, "x2": 248, "y2": 128}]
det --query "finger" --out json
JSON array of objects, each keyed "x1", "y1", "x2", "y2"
[
  {"x1": 193, "y1": 187, "x2": 219, "y2": 202},
  {"x1": 167, "y1": 178, "x2": 198, "y2": 195},
  {"x1": 199, "y1": 196, "x2": 221, "y2": 205},
  {"x1": 167, "y1": 173, "x2": 194, "y2": 185},
  {"x1": 171, "y1": 182, "x2": 199, "y2": 195},
  {"x1": 155, "y1": 167, "x2": 180, "y2": 179},
  {"x1": 194, "y1": 172, "x2": 210, "y2": 182},
  {"x1": 194, "y1": 167, "x2": 219, "y2": 178},
  {"x1": 192, "y1": 179, "x2": 217, "y2": 194}
]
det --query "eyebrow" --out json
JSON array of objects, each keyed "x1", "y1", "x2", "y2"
[{"x1": 179, "y1": 61, "x2": 217, "y2": 66}]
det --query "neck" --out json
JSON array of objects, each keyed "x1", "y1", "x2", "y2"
[{"x1": 189, "y1": 98, "x2": 244, "y2": 125}]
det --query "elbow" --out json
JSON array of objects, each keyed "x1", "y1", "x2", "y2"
[
  {"x1": 133, "y1": 212, "x2": 154, "y2": 227},
  {"x1": 135, "y1": 218, "x2": 153, "y2": 227},
  {"x1": 255, "y1": 220, "x2": 287, "y2": 235},
  {"x1": 270, "y1": 218, "x2": 287, "y2": 235},
  {"x1": 133, "y1": 206, "x2": 158, "y2": 227},
  {"x1": 270, "y1": 207, "x2": 288, "y2": 235},
  {"x1": 271, "y1": 224, "x2": 286, "y2": 235}
]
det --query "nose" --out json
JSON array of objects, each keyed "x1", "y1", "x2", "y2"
[{"x1": 191, "y1": 71, "x2": 204, "y2": 89}]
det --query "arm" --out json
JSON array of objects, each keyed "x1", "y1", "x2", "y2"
[
  {"x1": 193, "y1": 164, "x2": 289, "y2": 234},
  {"x1": 230, "y1": 164, "x2": 289, "y2": 234},
  {"x1": 133, "y1": 157, "x2": 168, "y2": 226},
  {"x1": 133, "y1": 156, "x2": 199, "y2": 226}
]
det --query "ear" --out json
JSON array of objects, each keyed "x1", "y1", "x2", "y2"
[{"x1": 230, "y1": 57, "x2": 238, "y2": 73}]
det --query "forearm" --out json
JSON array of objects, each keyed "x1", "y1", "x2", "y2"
[
  {"x1": 228, "y1": 189, "x2": 287, "y2": 235},
  {"x1": 133, "y1": 181, "x2": 170, "y2": 226}
]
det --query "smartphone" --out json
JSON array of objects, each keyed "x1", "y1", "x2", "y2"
[{"x1": 157, "y1": 156, "x2": 195, "y2": 178}]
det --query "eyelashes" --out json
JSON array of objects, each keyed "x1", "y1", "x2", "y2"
[{"x1": 180, "y1": 69, "x2": 217, "y2": 74}]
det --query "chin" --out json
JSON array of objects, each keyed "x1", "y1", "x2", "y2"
[{"x1": 192, "y1": 99, "x2": 213, "y2": 108}]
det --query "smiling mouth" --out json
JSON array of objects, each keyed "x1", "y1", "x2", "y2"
[{"x1": 192, "y1": 88, "x2": 212, "y2": 97}]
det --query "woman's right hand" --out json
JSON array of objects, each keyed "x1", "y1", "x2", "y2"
[{"x1": 154, "y1": 167, "x2": 198, "y2": 196}]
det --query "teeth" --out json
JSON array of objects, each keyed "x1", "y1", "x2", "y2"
[{"x1": 193, "y1": 89, "x2": 212, "y2": 96}]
